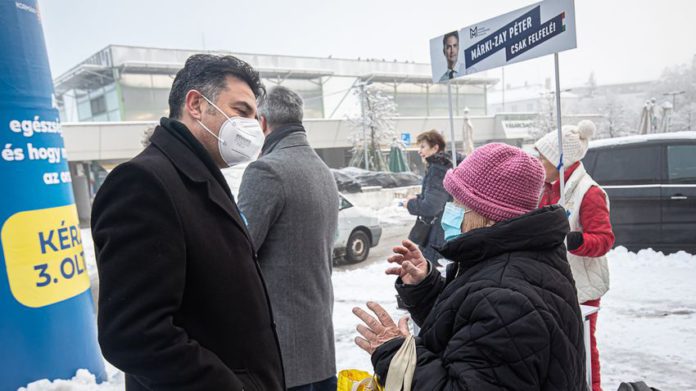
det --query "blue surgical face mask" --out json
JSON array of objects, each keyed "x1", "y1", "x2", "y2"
[{"x1": 441, "y1": 202, "x2": 466, "y2": 241}]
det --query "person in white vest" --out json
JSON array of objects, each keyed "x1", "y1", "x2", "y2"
[{"x1": 534, "y1": 120, "x2": 615, "y2": 391}]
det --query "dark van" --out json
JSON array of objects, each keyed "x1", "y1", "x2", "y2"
[{"x1": 582, "y1": 132, "x2": 696, "y2": 254}]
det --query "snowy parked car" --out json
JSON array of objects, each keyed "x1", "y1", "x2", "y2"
[
  {"x1": 583, "y1": 131, "x2": 696, "y2": 253},
  {"x1": 334, "y1": 195, "x2": 382, "y2": 264}
]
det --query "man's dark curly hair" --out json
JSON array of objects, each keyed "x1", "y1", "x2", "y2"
[{"x1": 168, "y1": 54, "x2": 266, "y2": 119}]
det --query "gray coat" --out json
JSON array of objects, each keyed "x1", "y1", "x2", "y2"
[{"x1": 238, "y1": 131, "x2": 339, "y2": 387}]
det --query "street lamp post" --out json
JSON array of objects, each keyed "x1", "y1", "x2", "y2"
[
  {"x1": 359, "y1": 83, "x2": 369, "y2": 170},
  {"x1": 663, "y1": 90, "x2": 686, "y2": 111}
]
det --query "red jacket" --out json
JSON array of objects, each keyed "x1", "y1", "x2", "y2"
[{"x1": 539, "y1": 162, "x2": 615, "y2": 257}]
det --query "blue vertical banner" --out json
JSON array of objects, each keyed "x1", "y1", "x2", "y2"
[{"x1": 0, "y1": 0, "x2": 106, "y2": 389}]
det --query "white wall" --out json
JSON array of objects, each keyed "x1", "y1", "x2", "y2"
[{"x1": 62, "y1": 116, "x2": 499, "y2": 162}]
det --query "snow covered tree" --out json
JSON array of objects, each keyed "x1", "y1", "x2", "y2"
[
  {"x1": 600, "y1": 94, "x2": 637, "y2": 138},
  {"x1": 567, "y1": 92, "x2": 640, "y2": 139},
  {"x1": 348, "y1": 85, "x2": 398, "y2": 171},
  {"x1": 529, "y1": 93, "x2": 556, "y2": 140},
  {"x1": 670, "y1": 102, "x2": 696, "y2": 132},
  {"x1": 650, "y1": 62, "x2": 696, "y2": 132}
]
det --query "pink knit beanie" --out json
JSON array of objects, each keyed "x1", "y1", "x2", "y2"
[{"x1": 443, "y1": 143, "x2": 545, "y2": 222}]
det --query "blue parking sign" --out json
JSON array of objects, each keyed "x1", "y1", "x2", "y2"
[{"x1": 401, "y1": 132, "x2": 411, "y2": 147}]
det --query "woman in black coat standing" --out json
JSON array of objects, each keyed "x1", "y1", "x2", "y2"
[
  {"x1": 405, "y1": 130, "x2": 453, "y2": 265},
  {"x1": 354, "y1": 143, "x2": 587, "y2": 390}
]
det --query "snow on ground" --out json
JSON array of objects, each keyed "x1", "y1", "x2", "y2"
[
  {"x1": 374, "y1": 203, "x2": 415, "y2": 228},
  {"x1": 20, "y1": 220, "x2": 696, "y2": 390},
  {"x1": 597, "y1": 247, "x2": 696, "y2": 389},
  {"x1": 332, "y1": 259, "x2": 413, "y2": 372},
  {"x1": 333, "y1": 246, "x2": 696, "y2": 390},
  {"x1": 19, "y1": 364, "x2": 123, "y2": 391}
]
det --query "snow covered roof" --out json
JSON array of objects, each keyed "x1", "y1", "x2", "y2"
[
  {"x1": 589, "y1": 131, "x2": 696, "y2": 149},
  {"x1": 54, "y1": 44, "x2": 497, "y2": 92}
]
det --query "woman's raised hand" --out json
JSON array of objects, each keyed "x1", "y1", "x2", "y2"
[{"x1": 386, "y1": 239, "x2": 429, "y2": 285}]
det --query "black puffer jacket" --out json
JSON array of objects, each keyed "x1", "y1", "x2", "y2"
[
  {"x1": 373, "y1": 205, "x2": 587, "y2": 390},
  {"x1": 407, "y1": 152, "x2": 453, "y2": 262}
]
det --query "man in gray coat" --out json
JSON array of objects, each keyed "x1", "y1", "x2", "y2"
[{"x1": 238, "y1": 86, "x2": 339, "y2": 391}]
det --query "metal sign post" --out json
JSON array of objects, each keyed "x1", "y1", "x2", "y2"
[
  {"x1": 554, "y1": 53, "x2": 566, "y2": 205},
  {"x1": 446, "y1": 80, "x2": 458, "y2": 165}
]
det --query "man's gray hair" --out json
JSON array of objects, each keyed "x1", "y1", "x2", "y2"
[{"x1": 258, "y1": 85, "x2": 304, "y2": 127}]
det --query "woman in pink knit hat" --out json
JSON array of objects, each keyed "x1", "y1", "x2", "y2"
[{"x1": 352, "y1": 143, "x2": 587, "y2": 390}]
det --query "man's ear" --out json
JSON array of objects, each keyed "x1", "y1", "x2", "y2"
[
  {"x1": 260, "y1": 116, "x2": 270, "y2": 136},
  {"x1": 185, "y1": 90, "x2": 204, "y2": 120}
]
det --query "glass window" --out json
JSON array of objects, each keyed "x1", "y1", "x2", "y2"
[
  {"x1": 667, "y1": 144, "x2": 696, "y2": 184},
  {"x1": 107, "y1": 109, "x2": 121, "y2": 121},
  {"x1": 457, "y1": 93, "x2": 486, "y2": 115},
  {"x1": 582, "y1": 150, "x2": 598, "y2": 174},
  {"x1": 92, "y1": 112, "x2": 108, "y2": 122},
  {"x1": 264, "y1": 78, "x2": 324, "y2": 118},
  {"x1": 120, "y1": 86, "x2": 171, "y2": 121},
  {"x1": 77, "y1": 99, "x2": 91, "y2": 121},
  {"x1": 105, "y1": 88, "x2": 120, "y2": 111},
  {"x1": 371, "y1": 83, "x2": 488, "y2": 117},
  {"x1": 592, "y1": 146, "x2": 661, "y2": 185},
  {"x1": 90, "y1": 95, "x2": 107, "y2": 116},
  {"x1": 339, "y1": 196, "x2": 353, "y2": 210},
  {"x1": 395, "y1": 93, "x2": 428, "y2": 116},
  {"x1": 427, "y1": 93, "x2": 451, "y2": 116}
]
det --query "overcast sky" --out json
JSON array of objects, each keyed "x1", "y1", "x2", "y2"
[{"x1": 40, "y1": 0, "x2": 695, "y2": 90}]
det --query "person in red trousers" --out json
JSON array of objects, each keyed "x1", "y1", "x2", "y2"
[{"x1": 535, "y1": 120, "x2": 614, "y2": 391}]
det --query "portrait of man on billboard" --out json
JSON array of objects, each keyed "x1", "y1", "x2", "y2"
[{"x1": 439, "y1": 30, "x2": 459, "y2": 82}]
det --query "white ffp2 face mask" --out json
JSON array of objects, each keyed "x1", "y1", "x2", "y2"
[{"x1": 196, "y1": 93, "x2": 264, "y2": 167}]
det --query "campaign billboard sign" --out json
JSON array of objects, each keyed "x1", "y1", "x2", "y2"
[{"x1": 430, "y1": 0, "x2": 576, "y2": 82}]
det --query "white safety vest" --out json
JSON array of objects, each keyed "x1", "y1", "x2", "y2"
[{"x1": 562, "y1": 163, "x2": 611, "y2": 303}]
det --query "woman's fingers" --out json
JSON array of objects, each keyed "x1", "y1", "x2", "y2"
[
  {"x1": 401, "y1": 240, "x2": 426, "y2": 264},
  {"x1": 354, "y1": 336, "x2": 373, "y2": 354},
  {"x1": 385, "y1": 266, "x2": 403, "y2": 276},
  {"x1": 391, "y1": 245, "x2": 409, "y2": 256},
  {"x1": 386, "y1": 254, "x2": 405, "y2": 264},
  {"x1": 402, "y1": 239, "x2": 419, "y2": 252},
  {"x1": 367, "y1": 301, "x2": 396, "y2": 329},
  {"x1": 356, "y1": 324, "x2": 377, "y2": 340},
  {"x1": 352, "y1": 306, "x2": 382, "y2": 331}
]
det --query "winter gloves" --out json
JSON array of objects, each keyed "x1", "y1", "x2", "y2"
[{"x1": 567, "y1": 231, "x2": 584, "y2": 251}]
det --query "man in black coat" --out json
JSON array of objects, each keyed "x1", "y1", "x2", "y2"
[{"x1": 91, "y1": 54, "x2": 285, "y2": 390}]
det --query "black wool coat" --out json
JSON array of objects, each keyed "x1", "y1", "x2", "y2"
[
  {"x1": 373, "y1": 205, "x2": 587, "y2": 391},
  {"x1": 91, "y1": 118, "x2": 285, "y2": 391}
]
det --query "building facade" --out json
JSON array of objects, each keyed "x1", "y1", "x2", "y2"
[{"x1": 54, "y1": 45, "x2": 495, "y2": 124}]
